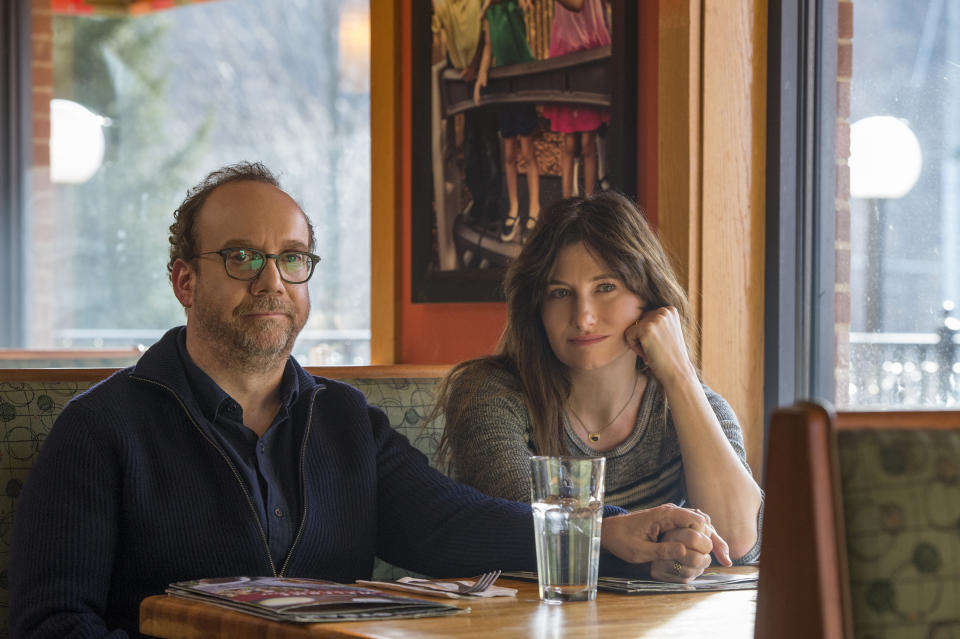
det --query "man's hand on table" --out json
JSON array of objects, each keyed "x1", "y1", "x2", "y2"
[{"x1": 600, "y1": 503, "x2": 732, "y2": 583}]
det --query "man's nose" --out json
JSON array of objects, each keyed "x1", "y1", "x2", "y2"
[{"x1": 250, "y1": 257, "x2": 286, "y2": 294}]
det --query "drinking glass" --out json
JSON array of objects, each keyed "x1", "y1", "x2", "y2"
[{"x1": 530, "y1": 455, "x2": 606, "y2": 603}]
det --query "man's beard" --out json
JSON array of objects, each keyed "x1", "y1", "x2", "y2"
[{"x1": 193, "y1": 296, "x2": 307, "y2": 371}]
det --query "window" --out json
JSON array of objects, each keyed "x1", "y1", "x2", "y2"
[
  {"x1": 766, "y1": 0, "x2": 959, "y2": 420},
  {"x1": 843, "y1": 0, "x2": 960, "y2": 407},
  {"x1": 4, "y1": 0, "x2": 371, "y2": 366}
]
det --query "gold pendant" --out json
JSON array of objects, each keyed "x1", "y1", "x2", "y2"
[{"x1": 589, "y1": 433, "x2": 600, "y2": 442}]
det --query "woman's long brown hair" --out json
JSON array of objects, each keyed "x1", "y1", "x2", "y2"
[{"x1": 435, "y1": 191, "x2": 698, "y2": 463}]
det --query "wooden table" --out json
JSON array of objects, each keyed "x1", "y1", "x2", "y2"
[{"x1": 140, "y1": 567, "x2": 758, "y2": 638}]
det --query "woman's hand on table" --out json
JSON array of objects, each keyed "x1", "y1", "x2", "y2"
[
  {"x1": 649, "y1": 527, "x2": 713, "y2": 583},
  {"x1": 600, "y1": 503, "x2": 731, "y2": 569},
  {"x1": 650, "y1": 508, "x2": 732, "y2": 583}
]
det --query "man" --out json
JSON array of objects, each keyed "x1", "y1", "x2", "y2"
[{"x1": 10, "y1": 163, "x2": 728, "y2": 638}]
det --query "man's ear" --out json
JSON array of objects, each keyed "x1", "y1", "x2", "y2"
[{"x1": 171, "y1": 258, "x2": 196, "y2": 309}]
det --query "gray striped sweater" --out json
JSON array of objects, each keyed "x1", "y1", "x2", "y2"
[{"x1": 446, "y1": 367, "x2": 761, "y2": 563}]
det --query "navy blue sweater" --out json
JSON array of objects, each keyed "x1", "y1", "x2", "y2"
[{"x1": 9, "y1": 328, "x2": 543, "y2": 638}]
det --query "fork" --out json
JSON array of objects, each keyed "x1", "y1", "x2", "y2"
[
  {"x1": 405, "y1": 569, "x2": 502, "y2": 595},
  {"x1": 459, "y1": 569, "x2": 501, "y2": 594}
]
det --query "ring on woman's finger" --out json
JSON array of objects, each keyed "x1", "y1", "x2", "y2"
[{"x1": 670, "y1": 561, "x2": 683, "y2": 576}]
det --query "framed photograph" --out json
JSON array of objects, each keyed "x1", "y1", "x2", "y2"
[{"x1": 412, "y1": 0, "x2": 637, "y2": 303}]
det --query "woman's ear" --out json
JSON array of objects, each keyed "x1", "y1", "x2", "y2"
[{"x1": 171, "y1": 258, "x2": 196, "y2": 309}]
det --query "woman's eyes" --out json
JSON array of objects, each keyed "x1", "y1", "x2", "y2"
[{"x1": 546, "y1": 282, "x2": 617, "y2": 299}]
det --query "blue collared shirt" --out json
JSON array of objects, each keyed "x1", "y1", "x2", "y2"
[{"x1": 177, "y1": 331, "x2": 301, "y2": 568}]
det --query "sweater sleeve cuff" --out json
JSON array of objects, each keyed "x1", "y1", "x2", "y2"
[{"x1": 601, "y1": 505, "x2": 627, "y2": 518}]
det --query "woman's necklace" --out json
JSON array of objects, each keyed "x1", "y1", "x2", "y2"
[{"x1": 567, "y1": 373, "x2": 640, "y2": 443}]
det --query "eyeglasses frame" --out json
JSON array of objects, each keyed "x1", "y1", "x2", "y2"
[{"x1": 194, "y1": 247, "x2": 321, "y2": 284}]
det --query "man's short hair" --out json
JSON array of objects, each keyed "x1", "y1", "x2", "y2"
[{"x1": 167, "y1": 162, "x2": 316, "y2": 281}]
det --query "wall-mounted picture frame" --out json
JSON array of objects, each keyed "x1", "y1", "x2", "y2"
[{"x1": 411, "y1": 0, "x2": 637, "y2": 303}]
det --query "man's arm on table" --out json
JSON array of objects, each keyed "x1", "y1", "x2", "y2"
[{"x1": 365, "y1": 395, "x2": 728, "y2": 579}]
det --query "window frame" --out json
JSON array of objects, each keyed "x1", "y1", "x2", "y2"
[
  {"x1": 0, "y1": 0, "x2": 30, "y2": 348},
  {"x1": 764, "y1": 0, "x2": 838, "y2": 460}
]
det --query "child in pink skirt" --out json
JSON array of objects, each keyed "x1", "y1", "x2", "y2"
[{"x1": 541, "y1": 0, "x2": 610, "y2": 197}]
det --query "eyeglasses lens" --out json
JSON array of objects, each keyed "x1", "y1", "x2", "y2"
[
  {"x1": 279, "y1": 253, "x2": 310, "y2": 280},
  {"x1": 225, "y1": 249, "x2": 265, "y2": 278},
  {"x1": 223, "y1": 249, "x2": 313, "y2": 283}
]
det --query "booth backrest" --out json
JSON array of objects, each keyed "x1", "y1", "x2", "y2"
[
  {"x1": 0, "y1": 365, "x2": 449, "y2": 639},
  {"x1": 755, "y1": 403, "x2": 960, "y2": 639}
]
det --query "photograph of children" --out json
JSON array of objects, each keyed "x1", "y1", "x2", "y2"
[{"x1": 413, "y1": 0, "x2": 634, "y2": 303}]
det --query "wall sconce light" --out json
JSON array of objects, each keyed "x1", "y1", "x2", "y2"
[
  {"x1": 338, "y1": 5, "x2": 370, "y2": 95},
  {"x1": 50, "y1": 98, "x2": 107, "y2": 184}
]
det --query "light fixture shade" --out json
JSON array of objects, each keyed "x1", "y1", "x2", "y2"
[
  {"x1": 850, "y1": 115, "x2": 923, "y2": 200},
  {"x1": 338, "y1": 6, "x2": 370, "y2": 95},
  {"x1": 50, "y1": 99, "x2": 106, "y2": 185}
]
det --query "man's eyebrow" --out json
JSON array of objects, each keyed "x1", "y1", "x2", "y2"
[{"x1": 220, "y1": 240, "x2": 311, "y2": 251}]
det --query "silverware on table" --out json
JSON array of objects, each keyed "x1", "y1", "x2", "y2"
[{"x1": 404, "y1": 569, "x2": 502, "y2": 595}]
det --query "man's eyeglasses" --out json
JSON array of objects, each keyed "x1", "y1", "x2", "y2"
[{"x1": 195, "y1": 248, "x2": 321, "y2": 284}]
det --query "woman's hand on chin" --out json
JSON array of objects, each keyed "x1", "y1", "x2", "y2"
[{"x1": 626, "y1": 306, "x2": 697, "y2": 388}]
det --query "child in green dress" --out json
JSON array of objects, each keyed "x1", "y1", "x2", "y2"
[{"x1": 474, "y1": 0, "x2": 541, "y2": 242}]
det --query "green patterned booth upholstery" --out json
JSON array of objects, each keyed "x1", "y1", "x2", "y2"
[
  {"x1": 0, "y1": 366, "x2": 448, "y2": 639},
  {"x1": 838, "y1": 427, "x2": 960, "y2": 638},
  {"x1": 756, "y1": 404, "x2": 960, "y2": 639}
]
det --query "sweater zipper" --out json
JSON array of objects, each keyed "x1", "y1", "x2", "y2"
[
  {"x1": 278, "y1": 384, "x2": 321, "y2": 576},
  {"x1": 130, "y1": 374, "x2": 278, "y2": 576}
]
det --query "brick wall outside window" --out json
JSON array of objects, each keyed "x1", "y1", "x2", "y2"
[
  {"x1": 29, "y1": 0, "x2": 55, "y2": 346},
  {"x1": 835, "y1": 0, "x2": 853, "y2": 406}
]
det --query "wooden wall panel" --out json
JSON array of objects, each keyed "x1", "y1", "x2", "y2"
[
  {"x1": 700, "y1": 0, "x2": 767, "y2": 477},
  {"x1": 637, "y1": 1, "x2": 659, "y2": 225},
  {"x1": 658, "y1": 0, "x2": 767, "y2": 478},
  {"x1": 370, "y1": 0, "x2": 401, "y2": 364},
  {"x1": 657, "y1": 0, "x2": 701, "y2": 324}
]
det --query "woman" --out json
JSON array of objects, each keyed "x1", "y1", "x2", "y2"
[{"x1": 437, "y1": 191, "x2": 763, "y2": 573}]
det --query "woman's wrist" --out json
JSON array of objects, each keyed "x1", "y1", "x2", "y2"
[{"x1": 658, "y1": 362, "x2": 700, "y2": 395}]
